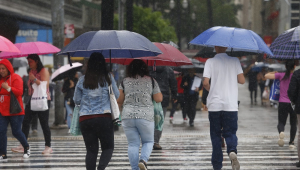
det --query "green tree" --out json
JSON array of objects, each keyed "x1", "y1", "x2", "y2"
[{"x1": 114, "y1": 5, "x2": 178, "y2": 42}]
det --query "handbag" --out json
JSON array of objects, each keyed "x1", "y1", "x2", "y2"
[
  {"x1": 70, "y1": 105, "x2": 81, "y2": 136},
  {"x1": 153, "y1": 101, "x2": 164, "y2": 131},
  {"x1": 31, "y1": 81, "x2": 49, "y2": 111},
  {"x1": 108, "y1": 84, "x2": 121, "y2": 124},
  {"x1": 10, "y1": 91, "x2": 22, "y2": 114}
]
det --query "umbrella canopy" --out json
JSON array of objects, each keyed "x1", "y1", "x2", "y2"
[
  {"x1": 12, "y1": 59, "x2": 28, "y2": 68},
  {"x1": 194, "y1": 46, "x2": 259, "y2": 58},
  {"x1": 0, "y1": 36, "x2": 20, "y2": 53},
  {"x1": 190, "y1": 26, "x2": 273, "y2": 56},
  {"x1": 251, "y1": 62, "x2": 269, "y2": 72},
  {"x1": 51, "y1": 62, "x2": 83, "y2": 81},
  {"x1": 267, "y1": 63, "x2": 286, "y2": 72},
  {"x1": 0, "y1": 41, "x2": 60, "y2": 59},
  {"x1": 104, "y1": 43, "x2": 192, "y2": 66},
  {"x1": 268, "y1": 26, "x2": 300, "y2": 59},
  {"x1": 58, "y1": 30, "x2": 162, "y2": 58}
]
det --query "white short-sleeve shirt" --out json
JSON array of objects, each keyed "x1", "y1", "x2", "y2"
[{"x1": 203, "y1": 53, "x2": 243, "y2": 111}]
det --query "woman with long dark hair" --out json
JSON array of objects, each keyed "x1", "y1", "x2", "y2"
[
  {"x1": 117, "y1": 59, "x2": 163, "y2": 170},
  {"x1": 265, "y1": 60, "x2": 298, "y2": 148},
  {"x1": 73, "y1": 52, "x2": 119, "y2": 170},
  {"x1": 11, "y1": 54, "x2": 52, "y2": 154}
]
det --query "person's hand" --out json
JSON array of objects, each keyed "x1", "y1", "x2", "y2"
[
  {"x1": 184, "y1": 82, "x2": 188, "y2": 86},
  {"x1": 173, "y1": 100, "x2": 178, "y2": 103},
  {"x1": 28, "y1": 73, "x2": 36, "y2": 81},
  {"x1": 1, "y1": 82, "x2": 10, "y2": 90},
  {"x1": 194, "y1": 87, "x2": 199, "y2": 92},
  {"x1": 250, "y1": 63, "x2": 255, "y2": 67},
  {"x1": 69, "y1": 80, "x2": 74, "y2": 88},
  {"x1": 203, "y1": 105, "x2": 208, "y2": 111}
]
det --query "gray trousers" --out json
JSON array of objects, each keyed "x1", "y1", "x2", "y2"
[{"x1": 154, "y1": 107, "x2": 167, "y2": 144}]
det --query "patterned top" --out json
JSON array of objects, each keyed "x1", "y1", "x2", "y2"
[
  {"x1": 27, "y1": 68, "x2": 51, "y2": 100},
  {"x1": 119, "y1": 76, "x2": 161, "y2": 122}
]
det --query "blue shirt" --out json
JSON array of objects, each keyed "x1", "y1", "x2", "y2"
[{"x1": 73, "y1": 75, "x2": 120, "y2": 116}]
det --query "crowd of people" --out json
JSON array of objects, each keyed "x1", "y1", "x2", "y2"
[{"x1": 1, "y1": 46, "x2": 300, "y2": 170}]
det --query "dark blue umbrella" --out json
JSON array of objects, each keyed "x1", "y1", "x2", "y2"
[
  {"x1": 58, "y1": 30, "x2": 162, "y2": 58},
  {"x1": 268, "y1": 26, "x2": 300, "y2": 59},
  {"x1": 189, "y1": 26, "x2": 273, "y2": 56}
]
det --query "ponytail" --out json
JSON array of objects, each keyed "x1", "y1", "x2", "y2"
[{"x1": 282, "y1": 60, "x2": 296, "y2": 80}]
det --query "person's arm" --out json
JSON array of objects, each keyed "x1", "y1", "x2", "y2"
[
  {"x1": 117, "y1": 89, "x2": 125, "y2": 107},
  {"x1": 237, "y1": 73, "x2": 245, "y2": 84},
  {"x1": 264, "y1": 72, "x2": 276, "y2": 80},
  {"x1": 153, "y1": 92, "x2": 163, "y2": 103},
  {"x1": 73, "y1": 78, "x2": 83, "y2": 105},
  {"x1": 288, "y1": 73, "x2": 299, "y2": 104},
  {"x1": 4, "y1": 77, "x2": 23, "y2": 96},
  {"x1": 203, "y1": 77, "x2": 210, "y2": 91},
  {"x1": 180, "y1": 76, "x2": 188, "y2": 89}
]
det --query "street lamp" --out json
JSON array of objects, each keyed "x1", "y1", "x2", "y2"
[
  {"x1": 170, "y1": 0, "x2": 175, "y2": 9},
  {"x1": 182, "y1": 0, "x2": 188, "y2": 9}
]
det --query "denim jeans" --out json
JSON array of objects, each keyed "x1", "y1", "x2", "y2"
[
  {"x1": 208, "y1": 111, "x2": 238, "y2": 170},
  {"x1": 65, "y1": 100, "x2": 73, "y2": 129},
  {"x1": 122, "y1": 119, "x2": 154, "y2": 170},
  {"x1": 0, "y1": 114, "x2": 29, "y2": 155}
]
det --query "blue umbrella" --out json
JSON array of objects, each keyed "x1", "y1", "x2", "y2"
[
  {"x1": 58, "y1": 30, "x2": 162, "y2": 61},
  {"x1": 189, "y1": 26, "x2": 273, "y2": 56},
  {"x1": 268, "y1": 26, "x2": 300, "y2": 59}
]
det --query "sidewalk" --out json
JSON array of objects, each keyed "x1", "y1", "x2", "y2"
[{"x1": 7, "y1": 81, "x2": 285, "y2": 140}]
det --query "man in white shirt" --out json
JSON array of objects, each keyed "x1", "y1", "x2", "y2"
[{"x1": 203, "y1": 46, "x2": 245, "y2": 170}]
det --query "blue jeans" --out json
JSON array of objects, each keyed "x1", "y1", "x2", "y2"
[
  {"x1": 208, "y1": 111, "x2": 238, "y2": 170},
  {"x1": 65, "y1": 100, "x2": 73, "y2": 129},
  {"x1": 0, "y1": 114, "x2": 29, "y2": 155},
  {"x1": 122, "y1": 119, "x2": 154, "y2": 170}
]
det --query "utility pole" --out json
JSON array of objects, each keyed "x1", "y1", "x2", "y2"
[
  {"x1": 51, "y1": 0, "x2": 66, "y2": 127},
  {"x1": 207, "y1": 0, "x2": 213, "y2": 27},
  {"x1": 101, "y1": 0, "x2": 114, "y2": 30},
  {"x1": 126, "y1": 0, "x2": 133, "y2": 31},
  {"x1": 118, "y1": 0, "x2": 125, "y2": 30}
]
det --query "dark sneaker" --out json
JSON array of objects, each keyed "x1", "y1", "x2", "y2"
[
  {"x1": 153, "y1": 143, "x2": 162, "y2": 150},
  {"x1": 0, "y1": 155, "x2": 7, "y2": 162},
  {"x1": 229, "y1": 152, "x2": 240, "y2": 170},
  {"x1": 23, "y1": 147, "x2": 30, "y2": 158},
  {"x1": 189, "y1": 122, "x2": 194, "y2": 127},
  {"x1": 138, "y1": 160, "x2": 148, "y2": 170}
]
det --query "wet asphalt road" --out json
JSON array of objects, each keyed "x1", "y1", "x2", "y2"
[{"x1": 4, "y1": 81, "x2": 299, "y2": 169}]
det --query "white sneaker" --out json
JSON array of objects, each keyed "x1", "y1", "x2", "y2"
[
  {"x1": 229, "y1": 152, "x2": 240, "y2": 170},
  {"x1": 278, "y1": 132, "x2": 284, "y2": 147},
  {"x1": 289, "y1": 144, "x2": 296, "y2": 149},
  {"x1": 11, "y1": 144, "x2": 24, "y2": 153},
  {"x1": 169, "y1": 117, "x2": 173, "y2": 124},
  {"x1": 23, "y1": 147, "x2": 30, "y2": 158}
]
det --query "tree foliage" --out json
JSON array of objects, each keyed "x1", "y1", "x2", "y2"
[{"x1": 114, "y1": 5, "x2": 178, "y2": 42}]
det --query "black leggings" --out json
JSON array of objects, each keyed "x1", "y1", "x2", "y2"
[
  {"x1": 277, "y1": 102, "x2": 297, "y2": 144},
  {"x1": 22, "y1": 101, "x2": 51, "y2": 147},
  {"x1": 80, "y1": 116, "x2": 114, "y2": 170},
  {"x1": 184, "y1": 94, "x2": 199, "y2": 123},
  {"x1": 250, "y1": 89, "x2": 257, "y2": 103}
]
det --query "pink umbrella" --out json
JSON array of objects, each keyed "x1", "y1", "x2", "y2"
[
  {"x1": 105, "y1": 42, "x2": 192, "y2": 66},
  {"x1": 0, "y1": 41, "x2": 60, "y2": 59},
  {"x1": 0, "y1": 36, "x2": 20, "y2": 53}
]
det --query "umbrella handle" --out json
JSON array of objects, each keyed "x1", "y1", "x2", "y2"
[{"x1": 68, "y1": 53, "x2": 73, "y2": 66}]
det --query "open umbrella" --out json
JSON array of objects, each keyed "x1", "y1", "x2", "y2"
[
  {"x1": 12, "y1": 59, "x2": 28, "y2": 68},
  {"x1": 0, "y1": 36, "x2": 20, "y2": 53},
  {"x1": 51, "y1": 62, "x2": 83, "y2": 81},
  {"x1": 0, "y1": 41, "x2": 60, "y2": 59},
  {"x1": 104, "y1": 43, "x2": 192, "y2": 66},
  {"x1": 190, "y1": 26, "x2": 273, "y2": 56},
  {"x1": 268, "y1": 26, "x2": 300, "y2": 59},
  {"x1": 58, "y1": 30, "x2": 161, "y2": 58}
]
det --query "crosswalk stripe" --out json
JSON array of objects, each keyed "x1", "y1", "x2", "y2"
[{"x1": 1, "y1": 137, "x2": 299, "y2": 170}]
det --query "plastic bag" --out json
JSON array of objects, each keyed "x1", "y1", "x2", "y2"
[
  {"x1": 262, "y1": 88, "x2": 269, "y2": 99},
  {"x1": 269, "y1": 79, "x2": 280, "y2": 103},
  {"x1": 153, "y1": 101, "x2": 164, "y2": 131},
  {"x1": 31, "y1": 81, "x2": 48, "y2": 111},
  {"x1": 70, "y1": 105, "x2": 81, "y2": 136}
]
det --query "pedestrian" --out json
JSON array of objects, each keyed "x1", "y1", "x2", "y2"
[
  {"x1": 73, "y1": 52, "x2": 119, "y2": 170},
  {"x1": 117, "y1": 59, "x2": 163, "y2": 170},
  {"x1": 11, "y1": 54, "x2": 52, "y2": 154},
  {"x1": 149, "y1": 66, "x2": 177, "y2": 150},
  {"x1": 265, "y1": 60, "x2": 298, "y2": 148},
  {"x1": 169, "y1": 72, "x2": 186, "y2": 123},
  {"x1": 257, "y1": 68, "x2": 267, "y2": 105},
  {"x1": 0, "y1": 59, "x2": 30, "y2": 161},
  {"x1": 180, "y1": 68, "x2": 202, "y2": 127},
  {"x1": 244, "y1": 62, "x2": 258, "y2": 105},
  {"x1": 287, "y1": 65, "x2": 300, "y2": 167},
  {"x1": 203, "y1": 46, "x2": 245, "y2": 170},
  {"x1": 62, "y1": 72, "x2": 78, "y2": 132}
]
